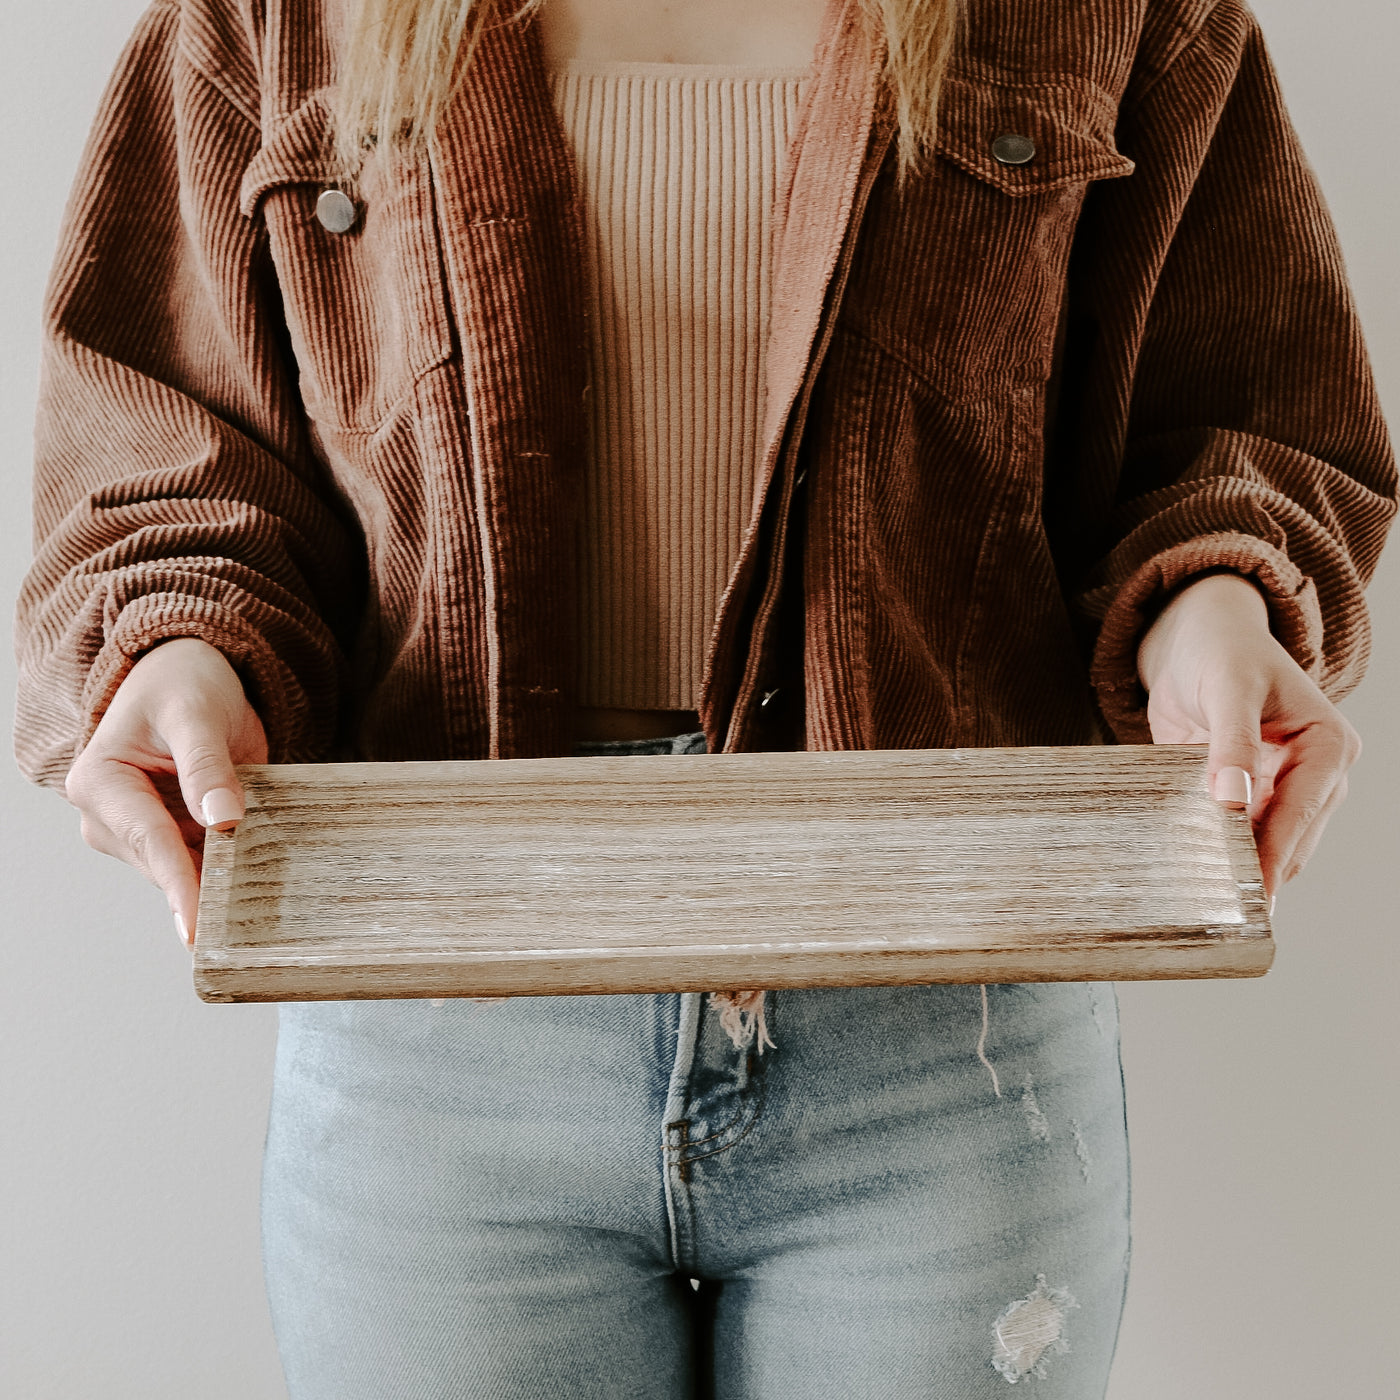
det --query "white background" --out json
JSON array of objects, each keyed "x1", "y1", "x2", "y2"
[{"x1": 2, "y1": 2, "x2": 1395, "y2": 1395}]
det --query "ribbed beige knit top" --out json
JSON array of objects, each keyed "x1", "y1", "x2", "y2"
[{"x1": 548, "y1": 61, "x2": 811, "y2": 710}]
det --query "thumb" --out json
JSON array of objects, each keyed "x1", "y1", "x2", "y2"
[
  {"x1": 1199, "y1": 670, "x2": 1264, "y2": 811},
  {"x1": 166, "y1": 710, "x2": 248, "y2": 835},
  {"x1": 166, "y1": 713, "x2": 247, "y2": 946}
]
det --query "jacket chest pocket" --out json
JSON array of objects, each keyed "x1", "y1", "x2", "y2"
[
  {"x1": 842, "y1": 73, "x2": 1135, "y2": 398},
  {"x1": 241, "y1": 96, "x2": 455, "y2": 431}
]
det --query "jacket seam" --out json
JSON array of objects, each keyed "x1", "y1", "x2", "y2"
[
  {"x1": 946, "y1": 64, "x2": 1121, "y2": 107},
  {"x1": 1123, "y1": 0, "x2": 1237, "y2": 117},
  {"x1": 188, "y1": 61, "x2": 261, "y2": 132},
  {"x1": 952, "y1": 396, "x2": 1039, "y2": 742},
  {"x1": 938, "y1": 150, "x2": 1130, "y2": 185},
  {"x1": 166, "y1": 3, "x2": 262, "y2": 131},
  {"x1": 836, "y1": 320, "x2": 1042, "y2": 404},
  {"x1": 295, "y1": 356, "x2": 460, "y2": 437}
]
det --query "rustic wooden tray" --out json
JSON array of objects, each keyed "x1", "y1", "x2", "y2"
[{"x1": 192, "y1": 745, "x2": 1272, "y2": 1002}]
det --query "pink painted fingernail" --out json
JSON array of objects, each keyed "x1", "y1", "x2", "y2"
[
  {"x1": 1213, "y1": 767, "x2": 1253, "y2": 808},
  {"x1": 201, "y1": 788, "x2": 243, "y2": 828},
  {"x1": 174, "y1": 911, "x2": 192, "y2": 949}
]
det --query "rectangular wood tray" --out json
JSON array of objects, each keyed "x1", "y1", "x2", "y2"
[{"x1": 193, "y1": 744, "x2": 1273, "y2": 1002}]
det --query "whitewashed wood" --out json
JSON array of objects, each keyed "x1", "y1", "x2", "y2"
[{"x1": 193, "y1": 744, "x2": 1272, "y2": 1001}]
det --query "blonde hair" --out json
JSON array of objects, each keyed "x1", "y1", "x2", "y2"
[{"x1": 333, "y1": 0, "x2": 959, "y2": 180}]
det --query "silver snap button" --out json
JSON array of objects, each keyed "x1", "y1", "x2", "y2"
[
  {"x1": 316, "y1": 189, "x2": 358, "y2": 233},
  {"x1": 990, "y1": 133, "x2": 1036, "y2": 166}
]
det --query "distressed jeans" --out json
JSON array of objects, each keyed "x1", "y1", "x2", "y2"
[{"x1": 261, "y1": 735, "x2": 1131, "y2": 1397}]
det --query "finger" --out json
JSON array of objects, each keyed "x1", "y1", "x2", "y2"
[
  {"x1": 1246, "y1": 739, "x2": 1288, "y2": 816},
  {"x1": 1255, "y1": 769, "x2": 1345, "y2": 896},
  {"x1": 72, "y1": 757, "x2": 201, "y2": 946},
  {"x1": 78, "y1": 805, "x2": 205, "y2": 926},
  {"x1": 1252, "y1": 722, "x2": 1355, "y2": 894},
  {"x1": 1197, "y1": 668, "x2": 1266, "y2": 811},
  {"x1": 1276, "y1": 773, "x2": 1350, "y2": 888},
  {"x1": 78, "y1": 810, "x2": 124, "y2": 862}
]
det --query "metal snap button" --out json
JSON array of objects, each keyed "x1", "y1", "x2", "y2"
[
  {"x1": 316, "y1": 189, "x2": 358, "y2": 233},
  {"x1": 990, "y1": 133, "x2": 1036, "y2": 166}
]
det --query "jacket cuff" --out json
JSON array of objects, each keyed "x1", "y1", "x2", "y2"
[
  {"x1": 1085, "y1": 533, "x2": 1324, "y2": 743},
  {"x1": 77, "y1": 593, "x2": 325, "y2": 765}
]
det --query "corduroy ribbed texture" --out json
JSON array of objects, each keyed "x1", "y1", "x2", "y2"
[
  {"x1": 548, "y1": 61, "x2": 810, "y2": 709},
  {"x1": 12, "y1": 0, "x2": 1397, "y2": 797}
]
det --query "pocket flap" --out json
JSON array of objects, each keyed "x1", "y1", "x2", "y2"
[
  {"x1": 240, "y1": 91, "x2": 339, "y2": 218},
  {"x1": 236, "y1": 89, "x2": 453, "y2": 429},
  {"x1": 936, "y1": 73, "x2": 1135, "y2": 195}
]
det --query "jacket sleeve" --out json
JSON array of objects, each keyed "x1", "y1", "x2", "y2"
[
  {"x1": 1047, "y1": 0, "x2": 1397, "y2": 742},
  {"x1": 13, "y1": 2, "x2": 362, "y2": 791}
]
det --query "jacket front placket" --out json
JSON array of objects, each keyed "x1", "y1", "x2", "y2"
[
  {"x1": 702, "y1": 0, "x2": 896, "y2": 752},
  {"x1": 428, "y1": 15, "x2": 591, "y2": 759}
]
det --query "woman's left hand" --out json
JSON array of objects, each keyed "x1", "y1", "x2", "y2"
[{"x1": 1135, "y1": 572, "x2": 1361, "y2": 899}]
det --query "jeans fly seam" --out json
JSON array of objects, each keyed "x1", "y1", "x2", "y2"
[
  {"x1": 662, "y1": 1090, "x2": 751, "y2": 1152},
  {"x1": 672, "y1": 1072, "x2": 769, "y2": 1167},
  {"x1": 661, "y1": 993, "x2": 703, "y2": 1272}
]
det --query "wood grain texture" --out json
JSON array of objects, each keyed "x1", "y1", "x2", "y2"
[{"x1": 193, "y1": 745, "x2": 1273, "y2": 1002}]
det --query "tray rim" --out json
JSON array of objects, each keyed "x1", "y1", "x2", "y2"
[{"x1": 193, "y1": 743, "x2": 1273, "y2": 1001}]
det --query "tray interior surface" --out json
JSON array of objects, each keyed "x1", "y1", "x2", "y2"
[{"x1": 194, "y1": 745, "x2": 1272, "y2": 997}]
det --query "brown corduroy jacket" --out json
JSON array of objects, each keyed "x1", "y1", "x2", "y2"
[{"x1": 14, "y1": 0, "x2": 1397, "y2": 788}]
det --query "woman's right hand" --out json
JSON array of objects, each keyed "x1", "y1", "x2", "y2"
[{"x1": 63, "y1": 637, "x2": 269, "y2": 949}]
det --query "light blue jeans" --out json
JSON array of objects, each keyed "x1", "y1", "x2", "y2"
[{"x1": 262, "y1": 734, "x2": 1131, "y2": 1397}]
